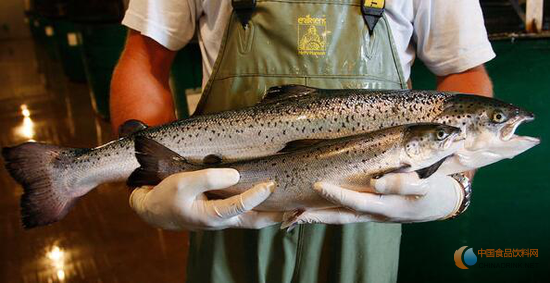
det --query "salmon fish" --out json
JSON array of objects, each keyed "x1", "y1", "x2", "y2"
[
  {"x1": 127, "y1": 124, "x2": 464, "y2": 211},
  {"x1": 2, "y1": 85, "x2": 538, "y2": 228}
]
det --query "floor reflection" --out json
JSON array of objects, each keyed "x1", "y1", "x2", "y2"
[
  {"x1": 0, "y1": 39, "x2": 188, "y2": 282},
  {"x1": 15, "y1": 104, "x2": 36, "y2": 141}
]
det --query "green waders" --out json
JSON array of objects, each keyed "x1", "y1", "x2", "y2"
[{"x1": 188, "y1": 1, "x2": 407, "y2": 282}]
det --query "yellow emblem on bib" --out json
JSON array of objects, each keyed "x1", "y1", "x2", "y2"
[{"x1": 297, "y1": 15, "x2": 327, "y2": 56}]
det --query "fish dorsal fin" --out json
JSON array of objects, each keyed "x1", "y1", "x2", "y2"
[
  {"x1": 118, "y1": 119, "x2": 148, "y2": 137},
  {"x1": 278, "y1": 139, "x2": 327, "y2": 153},
  {"x1": 261, "y1": 85, "x2": 319, "y2": 104},
  {"x1": 415, "y1": 156, "x2": 449, "y2": 179},
  {"x1": 127, "y1": 136, "x2": 197, "y2": 187},
  {"x1": 203, "y1": 154, "x2": 223, "y2": 165}
]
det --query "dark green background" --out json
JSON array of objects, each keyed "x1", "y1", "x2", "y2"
[{"x1": 398, "y1": 39, "x2": 550, "y2": 283}]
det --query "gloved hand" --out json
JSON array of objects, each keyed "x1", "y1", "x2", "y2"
[
  {"x1": 285, "y1": 172, "x2": 467, "y2": 227},
  {"x1": 129, "y1": 168, "x2": 284, "y2": 230}
]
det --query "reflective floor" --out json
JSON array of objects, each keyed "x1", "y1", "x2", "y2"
[{"x1": 0, "y1": 39, "x2": 188, "y2": 282}]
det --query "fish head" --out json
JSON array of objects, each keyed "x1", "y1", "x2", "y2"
[
  {"x1": 402, "y1": 124, "x2": 464, "y2": 170},
  {"x1": 436, "y1": 94, "x2": 540, "y2": 173}
]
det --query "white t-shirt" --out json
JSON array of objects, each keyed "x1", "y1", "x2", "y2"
[{"x1": 122, "y1": 0, "x2": 495, "y2": 85}]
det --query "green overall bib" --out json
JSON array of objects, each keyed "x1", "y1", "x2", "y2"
[{"x1": 188, "y1": 1, "x2": 407, "y2": 282}]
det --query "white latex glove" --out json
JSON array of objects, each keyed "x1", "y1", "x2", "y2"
[
  {"x1": 286, "y1": 172, "x2": 465, "y2": 227},
  {"x1": 129, "y1": 168, "x2": 284, "y2": 231}
]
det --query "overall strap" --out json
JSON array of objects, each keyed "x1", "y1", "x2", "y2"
[
  {"x1": 361, "y1": 0, "x2": 385, "y2": 33},
  {"x1": 232, "y1": 0, "x2": 257, "y2": 28},
  {"x1": 232, "y1": 0, "x2": 386, "y2": 32}
]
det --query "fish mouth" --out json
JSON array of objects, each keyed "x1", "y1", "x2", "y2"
[
  {"x1": 442, "y1": 132, "x2": 465, "y2": 150},
  {"x1": 500, "y1": 114, "x2": 539, "y2": 143}
]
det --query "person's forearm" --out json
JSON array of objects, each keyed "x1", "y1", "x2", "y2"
[
  {"x1": 436, "y1": 65, "x2": 493, "y2": 97},
  {"x1": 110, "y1": 30, "x2": 177, "y2": 133}
]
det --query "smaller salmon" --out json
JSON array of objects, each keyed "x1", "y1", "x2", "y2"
[{"x1": 127, "y1": 123, "x2": 464, "y2": 212}]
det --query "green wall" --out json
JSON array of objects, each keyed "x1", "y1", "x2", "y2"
[{"x1": 398, "y1": 39, "x2": 550, "y2": 282}]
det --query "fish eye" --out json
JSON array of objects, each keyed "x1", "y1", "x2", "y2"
[
  {"x1": 492, "y1": 111, "x2": 507, "y2": 123},
  {"x1": 436, "y1": 129, "x2": 449, "y2": 141}
]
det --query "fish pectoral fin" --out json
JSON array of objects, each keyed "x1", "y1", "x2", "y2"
[
  {"x1": 202, "y1": 154, "x2": 223, "y2": 165},
  {"x1": 278, "y1": 139, "x2": 327, "y2": 153},
  {"x1": 118, "y1": 119, "x2": 149, "y2": 137},
  {"x1": 127, "y1": 136, "x2": 199, "y2": 187},
  {"x1": 261, "y1": 85, "x2": 319, "y2": 104},
  {"x1": 281, "y1": 209, "x2": 306, "y2": 232},
  {"x1": 371, "y1": 164, "x2": 411, "y2": 179},
  {"x1": 415, "y1": 156, "x2": 450, "y2": 179}
]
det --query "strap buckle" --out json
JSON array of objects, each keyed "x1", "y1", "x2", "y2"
[
  {"x1": 361, "y1": 0, "x2": 385, "y2": 34},
  {"x1": 232, "y1": 0, "x2": 257, "y2": 28}
]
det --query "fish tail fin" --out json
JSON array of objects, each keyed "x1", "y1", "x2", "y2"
[
  {"x1": 2, "y1": 142, "x2": 82, "y2": 229},
  {"x1": 127, "y1": 136, "x2": 199, "y2": 187}
]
